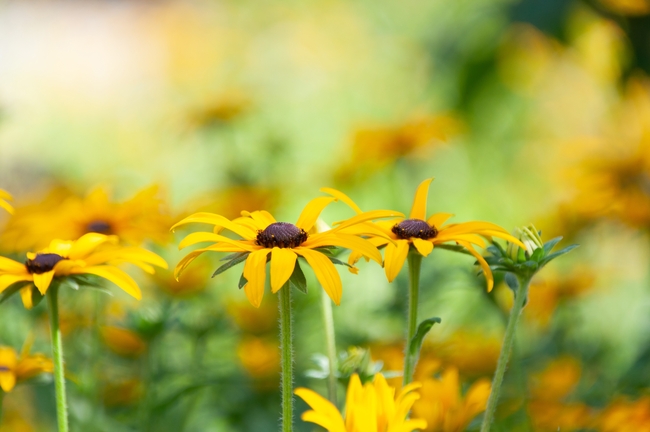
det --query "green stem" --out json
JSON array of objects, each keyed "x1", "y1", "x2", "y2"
[
  {"x1": 278, "y1": 284, "x2": 294, "y2": 432},
  {"x1": 480, "y1": 276, "x2": 530, "y2": 432},
  {"x1": 403, "y1": 252, "x2": 422, "y2": 386},
  {"x1": 320, "y1": 289, "x2": 338, "y2": 406},
  {"x1": 48, "y1": 284, "x2": 70, "y2": 432}
]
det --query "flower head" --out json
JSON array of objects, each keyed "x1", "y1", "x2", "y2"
[
  {"x1": 324, "y1": 179, "x2": 525, "y2": 291},
  {"x1": 0, "y1": 341, "x2": 53, "y2": 393},
  {"x1": 295, "y1": 373, "x2": 427, "y2": 432},
  {"x1": 0, "y1": 233, "x2": 167, "y2": 307},
  {"x1": 172, "y1": 195, "x2": 401, "y2": 307},
  {"x1": 0, "y1": 189, "x2": 13, "y2": 214}
]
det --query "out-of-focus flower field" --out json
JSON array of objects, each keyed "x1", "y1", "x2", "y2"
[{"x1": 1, "y1": 0, "x2": 650, "y2": 431}]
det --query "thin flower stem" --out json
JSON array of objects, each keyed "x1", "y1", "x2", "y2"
[
  {"x1": 48, "y1": 284, "x2": 70, "y2": 432},
  {"x1": 480, "y1": 276, "x2": 530, "y2": 432},
  {"x1": 320, "y1": 289, "x2": 338, "y2": 406},
  {"x1": 403, "y1": 252, "x2": 423, "y2": 386},
  {"x1": 279, "y1": 283, "x2": 294, "y2": 432}
]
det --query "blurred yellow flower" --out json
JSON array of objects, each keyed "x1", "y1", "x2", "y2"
[
  {"x1": 0, "y1": 233, "x2": 167, "y2": 307},
  {"x1": 325, "y1": 179, "x2": 524, "y2": 290},
  {"x1": 598, "y1": 0, "x2": 650, "y2": 15},
  {"x1": 2, "y1": 186, "x2": 172, "y2": 251},
  {"x1": 528, "y1": 400, "x2": 593, "y2": 432},
  {"x1": 173, "y1": 196, "x2": 401, "y2": 307},
  {"x1": 103, "y1": 378, "x2": 144, "y2": 407},
  {"x1": 295, "y1": 373, "x2": 427, "y2": 432},
  {"x1": 101, "y1": 326, "x2": 147, "y2": 358},
  {"x1": 237, "y1": 336, "x2": 280, "y2": 381},
  {"x1": 0, "y1": 343, "x2": 53, "y2": 393},
  {"x1": 597, "y1": 395, "x2": 650, "y2": 431},
  {"x1": 0, "y1": 189, "x2": 13, "y2": 214},
  {"x1": 529, "y1": 357, "x2": 582, "y2": 401},
  {"x1": 411, "y1": 368, "x2": 490, "y2": 432}
]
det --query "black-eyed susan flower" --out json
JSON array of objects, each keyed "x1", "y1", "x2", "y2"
[
  {"x1": 0, "y1": 233, "x2": 167, "y2": 307},
  {"x1": 0, "y1": 189, "x2": 13, "y2": 214},
  {"x1": 324, "y1": 179, "x2": 525, "y2": 291},
  {"x1": 0, "y1": 342, "x2": 53, "y2": 393},
  {"x1": 2, "y1": 185, "x2": 171, "y2": 251},
  {"x1": 172, "y1": 197, "x2": 401, "y2": 307},
  {"x1": 295, "y1": 373, "x2": 427, "y2": 432}
]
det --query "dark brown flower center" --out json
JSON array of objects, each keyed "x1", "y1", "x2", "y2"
[
  {"x1": 256, "y1": 222, "x2": 308, "y2": 248},
  {"x1": 392, "y1": 219, "x2": 437, "y2": 240},
  {"x1": 0, "y1": 365, "x2": 9, "y2": 372},
  {"x1": 25, "y1": 253, "x2": 66, "y2": 274},
  {"x1": 86, "y1": 220, "x2": 113, "y2": 234}
]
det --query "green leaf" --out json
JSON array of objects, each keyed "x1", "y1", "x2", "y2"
[
  {"x1": 327, "y1": 256, "x2": 354, "y2": 269},
  {"x1": 530, "y1": 247, "x2": 545, "y2": 262},
  {"x1": 408, "y1": 317, "x2": 441, "y2": 363},
  {"x1": 504, "y1": 273, "x2": 519, "y2": 291},
  {"x1": 290, "y1": 260, "x2": 307, "y2": 294},
  {"x1": 543, "y1": 236, "x2": 563, "y2": 254},
  {"x1": 539, "y1": 244, "x2": 579, "y2": 266},
  {"x1": 220, "y1": 252, "x2": 249, "y2": 262},
  {"x1": 0, "y1": 281, "x2": 30, "y2": 305},
  {"x1": 238, "y1": 274, "x2": 247, "y2": 289},
  {"x1": 212, "y1": 252, "x2": 250, "y2": 278}
]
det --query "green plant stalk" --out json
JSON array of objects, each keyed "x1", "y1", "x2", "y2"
[
  {"x1": 320, "y1": 289, "x2": 338, "y2": 406},
  {"x1": 403, "y1": 252, "x2": 423, "y2": 386},
  {"x1": 48, "y1": 283, "x2": 70, "y2": 432},
  {"x1": 480, "y1": 276, "x2": 530, "y2": 432},
  {"x1": 279, "y1": 284, "x2": 294, "y2": 432}
]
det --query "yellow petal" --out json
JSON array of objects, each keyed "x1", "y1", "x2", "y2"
[
  {"x1": 241, "y1": 210, "x2": 276, "y2": 228},
  {"x1": 242, "y1": 249, "x2": 270, "y2": 308},
  {"x1": 73, "y1": 266, "x2": 142, "y2": 300},
  {"x1": 174, "y1": 244, "x2": 253, "y2": 279},
  {"x1": 304, "y1": 233, "x2": 382, "y2": 264},
  {"x1": 0, "y1": 200, "x2": 14, "y2": 215},
  {"x1": 0, "y1": 371, "x2": 16, "y2": 392},
  {"x1": 68, "y1": 233, "x2": 115, "y2": 260},
  {"x1": 457, "y1": 240, "x2": 494, "y2": 292},
  {"x1": 412, "y1": 238, "x2": 434, "y2": 257},
  {"x1": 20, "y1": 286, "x2": 35, "y2": 309},
  {"x1": 384, "y1": 240, "x2": 409, "y2": 282},
  {"x1": 427, "y1": 212, "x2": 454, "y2": 228},
  {"x1": 270, "y1": 248, "x2": 297, "y2": 293},
  {"x1": 294, "y1": 248, "x2": 343, "y2": 305},
  {"x1": 434, "y1": 233, "x2": 487, "y2": 248},
  {"x1": 320, "y1": 187, "x2": 363, "y2": 214},
  {"x1": 0, "y1": 256, "x2": 28, "y2": 273},
  {"x1": 0, "y1": 275, "x2": 32, "y2": 293},
  {"x1": 332, "y1": 210, "x2": 405, "y2": 233},
  {"x1": 171, "y1": 212, "x2": 256, "y2": 240},
  {"x1": 178, "y1": 232, "x2": 255, "y2": 251},
  {"x1": 32, "y1": 271, "x2": 54, "y2": 295},
  {"x1": 295, "y1": 197, "x2": 336, "y2": 232},
  {"x1": 409, "y1": 178, "x2": 434, "y2": 220},
  {"x1": 295, "y1": 388, "x2": 346, "y2": 431}
]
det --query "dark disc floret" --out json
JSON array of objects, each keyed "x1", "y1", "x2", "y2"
[
  {"x1": 0, "y1": 365, "x2": 9, "y2": 372},
  {"x1": 256, "y1": 222, "x2": 308, "y2": 248},
  {"x1": 86, "y1": 220, "x2": 113, "y2": 235},
  {"x1": 392, "y1": 219, "x2": 438, "y2": 240},
  {"x1": 25, "y1": 253, "x2": 66, "y2": 274}
]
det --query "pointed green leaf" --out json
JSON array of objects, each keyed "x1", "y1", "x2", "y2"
[
  {"x1": 408, "y1": 317, "x2": 441, "y2": 366},
  {"x1": 213, "y1": 252, "x2": 250, "y2": 278},
  {"x1": 238, "y1": 274, "x2": 247, "y2": 289},
  {"x1": 540, "y1": 244, "x2": 579, "y2": 266},
  {"x1": 220, "y1": 251, "x2": 249, "y2": 262},
  {"x1": 327, "y1": 256, "x2": 354, "y2": 269},
  {"x1": 290, "y1": 260, "x2": 307, "y2": 294},
  {"x1": 543, "y1": 236, "x2": 563, "y2": 254}
]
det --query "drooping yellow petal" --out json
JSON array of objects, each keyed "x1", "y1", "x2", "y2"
[
  {"x1": 427, "y1": 212, "x2": 454, "y2": 228},
  {"x1": 73, "y1": 266, "x2": 142, "y2": 300},
  {"x1": 320, "y1": 187, "x2": 363, "y2": 214},
  {"x1": 384, "y1": 240, "x2": 410, "y2": 282},
  {"x1": 270, "y1": 248, "x2": 297, "y2": 293},
  {"x1": 178, "y1": 232, "x2": 257, "y2": 251},
  {"x1": 32, "y1": 271, "x2": 55, "y2": 295},
  {"x1": 67, "y1": 233, "x2": 116, "y2": 260},
  {"x1": 0, "y1": 371, "x2": 16, "y2": 392},
  {"x1": 435, "y1": 233, "x2": 487, "y2": 248},
  {"x1": 20, "y1": 286, "x2": 35, "y2": 309},
  {"x1": 456, "y1": 240, "x2": 494, "y2": 292},
  {"x1": 409, "y1": 178, "x2": 434, "y2": 220},
  {"x1": 294, "y1": 248, "x2": 342, "y2": 305},
  {"x1": 412, "y1": 238, "x2": 434, "y2": 257},
  {"x1": 242, "y1": 249, "x2": 270, "y2": 308},
  {"x1": 171, "y1": 212, "x2": 257, "y2": 240},
  {"x1": 0, "y1": 275, "x2": 32, "y2": 293},
  {"x1": 304, "y1": 233, "x2": 383, "y2": 264},
  {"x1": 295, "y1": 388, "x2": 347, "y2": 432},
  {"x1": 295, "y1": 197, "x2": 336, "y2": 232}
]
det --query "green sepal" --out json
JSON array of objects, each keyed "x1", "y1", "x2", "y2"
[
  {"x1": 529, "y1": 247, "x2": 545, "y2": 262},
  {"x1": 504, "y1": 273, "x2": 519, "y2": 292},
  {"x1": 408, "y1": 317, "x2": 441, "y2": 367},
  {"x1": 543, "y1": 236, "x2": 563, "y2": 254},
  {"x1": 213, "y1": 252, "x2": 250, "y2": 278},
  {"x1": 238, "y1": 274, "x2": 247, "y2": 289},
  {"x1": 539, "y1": 244, "x2": 579, "y2": 266},
  {"x1": 289, "y1": 260, "x2": 307, "y2": 294}
]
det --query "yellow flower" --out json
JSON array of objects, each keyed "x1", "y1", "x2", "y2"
[
  {"x1": 173, "y1": 196, "x2": 401, "y2": 307},
  {"x1": 0, "y1": 233, "x2": 167, "y2": 307},
  {"x1": 295, "y1": 373, "x2": 427, "y2": 432},
  {"x1": 324, "y1": 179, "x2": 525, "y2": 291},
  {"x1": 597, "y1": 395, "x2": 650, "y2": 432},
  {"x1": 2, "y1": 186, "x2": 171, "y2": 251},
  {"x1": 0, "y1": 189, "x2": 13, "y2": 214},
  {"x1": 237, "y1": 336, "x2": 280, "y2": 381},
  {"x1": 0, "y1": 343, "x2": 53, "y2": 393},
  {"x1": 100, "y1": 326, "x2": 147, "y2": 358},
  {"x1": 411, "y1": 368, "x2": 491, "y2": 432}
]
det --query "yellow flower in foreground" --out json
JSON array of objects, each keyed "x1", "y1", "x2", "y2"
[
  {"x1": 0, "y1": 233, "x2": 167, "y2": 306},
  {"x1": 295, "y1": 373, "x2": 427, "y2": 432},
  {"x1": 0, "y1": 189, "x2": 13, "y2": 214},
  {"x1": 411, "y1": 368, "x2": 491, "y2": 432},
  {"x1": 173, "y1": 196, "x2": 401, "y2": 307},
  {"x1": 0, "y1": 343, "x2": 53, "y2": 392},
  {"x1": 324, "y1": 179, "x2": 525, "y2": 290}
]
